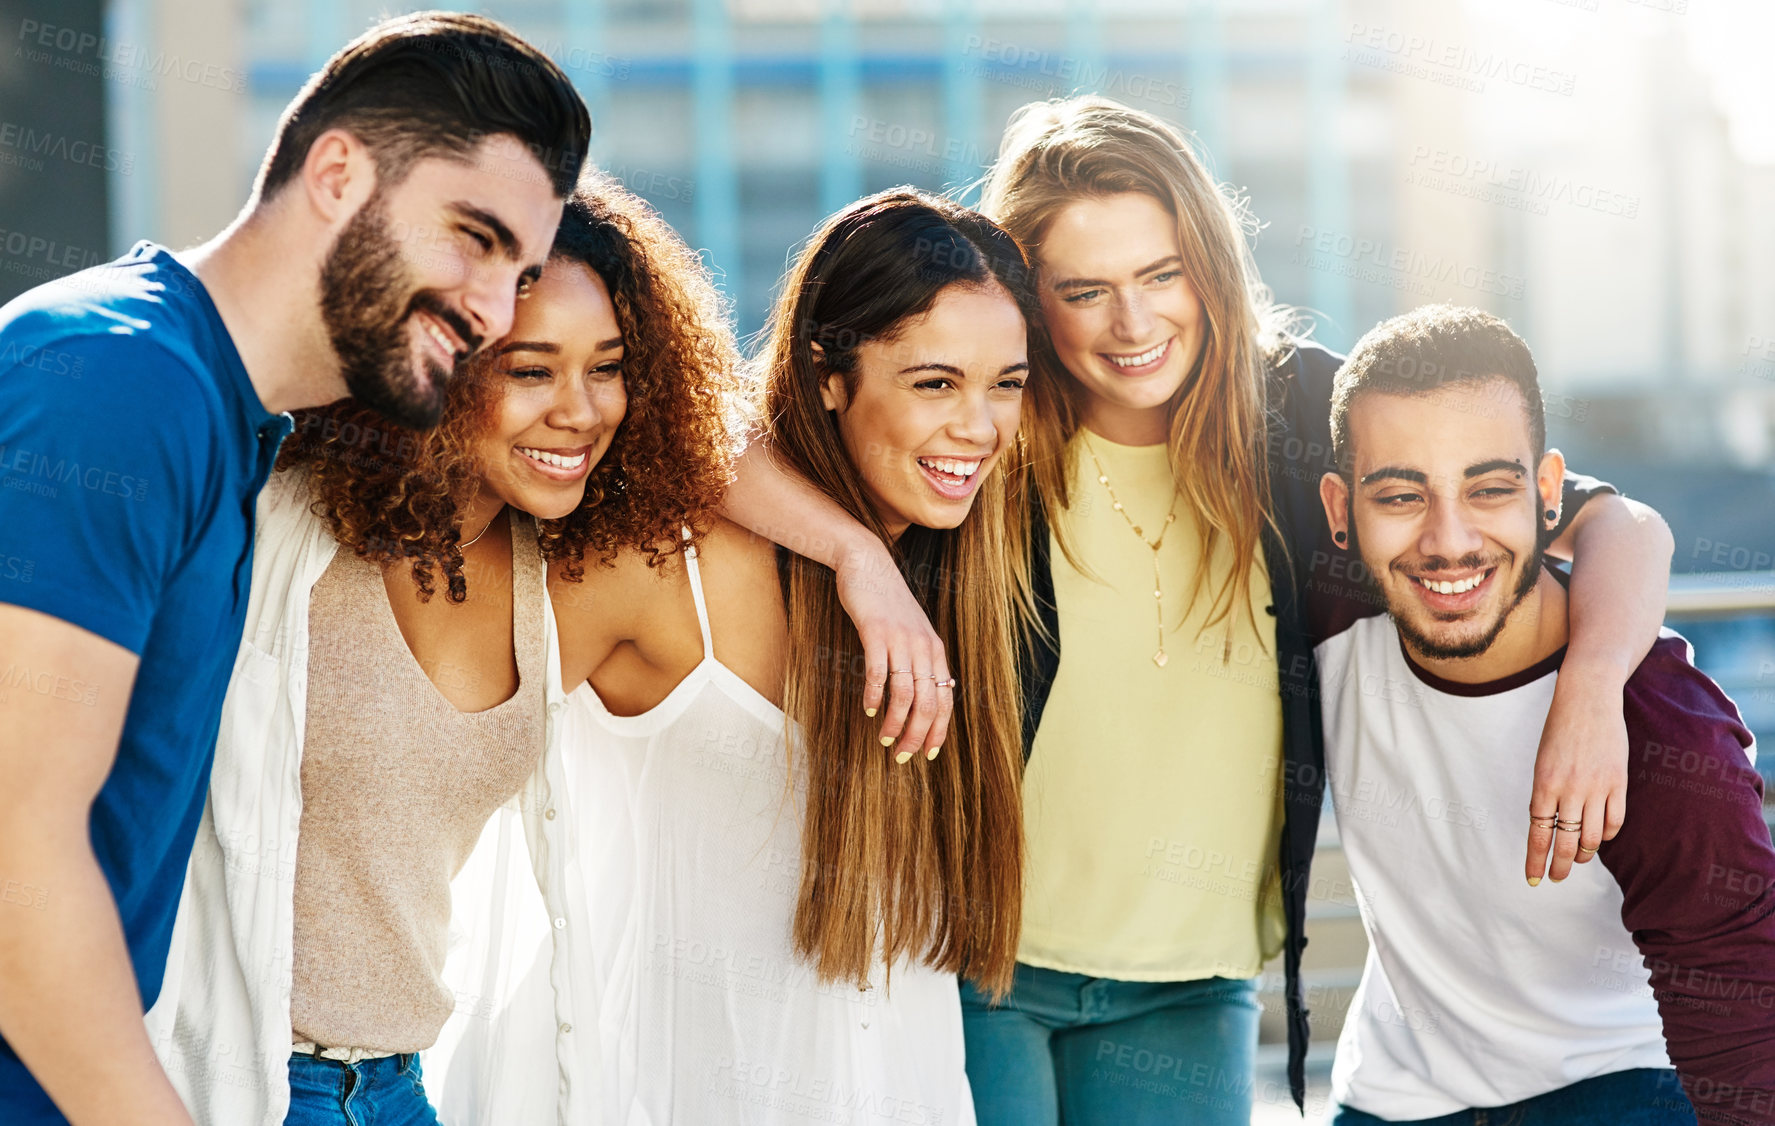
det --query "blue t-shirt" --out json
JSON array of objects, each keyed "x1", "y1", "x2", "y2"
[{"x1": 0, "y1": 242, "x2": 292, "y2": 1121}]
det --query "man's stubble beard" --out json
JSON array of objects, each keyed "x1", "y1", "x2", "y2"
[{"x1": 1391, "y1": 541, "x2": 1545, "y2": 662}]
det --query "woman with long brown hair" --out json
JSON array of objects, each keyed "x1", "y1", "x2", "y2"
[
  {"x1": 550, "y1": 188, "x2": 1031, "y2": 1123},
  {"x1": 145, "y1": 171, "x2": 738, "y2": 1126},
  {"x1": 730, "y1": 96, "x2": 1675, "y2": 1125}
]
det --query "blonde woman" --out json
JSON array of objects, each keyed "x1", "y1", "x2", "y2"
[
  {"x1": 731, "y1": 97, "x2": 1673, "y2": 1124},
  {"x1": 552, "y1": 190, "x2": 1031, "y2": 1123}
]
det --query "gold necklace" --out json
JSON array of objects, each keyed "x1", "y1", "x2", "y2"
[
  {"x1": 459, "y1": 506, "x2": 504, "y2": 551},
  {"x1": 1084, "y1": 437, "x2": 1180, "y2": 667}
]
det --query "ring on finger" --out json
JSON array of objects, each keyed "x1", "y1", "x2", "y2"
[
  {"x1": 1528, "y1": 813, "x2": 1558, "y2": 827},
  {"x1": 935, "y1": 677, "x2": 958, "y2": 689},
  {"x1": 1577, "y1": 845, "x2": 1599, "y2": 856},
  {"x1": 1555, "y1": 824, "x2": 1582, "y2": 833},
  {"x1": 888, "y1": 668, "x2": 913, "y2": 676}
]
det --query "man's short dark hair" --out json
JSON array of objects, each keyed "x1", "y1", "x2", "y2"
[
  {"x1": 1330, "y1": 304, "x2": 1545, "y2": 475},
  {"x1": 256, "y1": 11, "x2": 590, "y2": 201}
]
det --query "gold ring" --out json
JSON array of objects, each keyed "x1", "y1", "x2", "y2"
[
  {"x1": 1577, "y1": 845, "x2": 1599, "y2": 856},
  {"x1": 1528, "y1": 814, "x2": 1558, "y2": 827},
  {"x1": 935, "y1": 678, "x2": 958, "y2": 689},
  {"x1": 1555, "y1": 825, "x2": 1582, "y2": 833},
  {"x1": 1554, "y1": 818, "x2": 1582, "y2": 831}
]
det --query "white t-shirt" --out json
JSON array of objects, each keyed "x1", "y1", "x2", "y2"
[{"x1": 1316, "y1": 614, "x2": 1669, "y2": 1119}]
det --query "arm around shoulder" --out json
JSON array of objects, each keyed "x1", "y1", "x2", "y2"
[
  {"x1": 1523, "y1": 489, "x2": 1674, "y2": 882},
  {"x1": 723, "y1": 440, "x2": 950, "y2": 749}
]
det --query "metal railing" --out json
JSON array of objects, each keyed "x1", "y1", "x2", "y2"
[{"x1": 1667, "y1": 571, "x2": 1775, "y2": 617}]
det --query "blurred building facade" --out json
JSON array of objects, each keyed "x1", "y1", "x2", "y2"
[{"x1": 75, "y1": 0, "x2": 1775, "y2": 474}]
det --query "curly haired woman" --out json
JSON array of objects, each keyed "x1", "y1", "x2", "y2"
[{"x1": 144, "y1": 172, "x2": 739, "y2": 1126}]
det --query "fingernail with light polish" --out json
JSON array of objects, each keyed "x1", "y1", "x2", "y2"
[
  {"x1": 880, "y1": 736, "x2": 895, "y2": 748},
  {"x1": 926, "y1": 746, "x2": 941, "y2": 761},
  {"x1": 894, "y1": 750, "x2": 913, "y2": 765},
  {"x1": 1527, "y1": 876, "x2": 1542, "y2": 887},
  {"x1": 865, "y1": 707, "x2": 877, "y2": 718}
]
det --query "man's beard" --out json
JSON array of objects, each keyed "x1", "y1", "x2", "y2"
[
  {"x1": 317, "y1": 192, "x2": 482, "y2": 430},
  {"x1": 1392, "y1": 543, "x2": 1545, "y2": 661}
]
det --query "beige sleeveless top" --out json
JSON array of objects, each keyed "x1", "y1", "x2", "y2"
[{"x1": 289, "y1": 513, "x2": 547, "y2": 1052}]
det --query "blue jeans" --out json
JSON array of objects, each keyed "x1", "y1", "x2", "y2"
[
  {"x1": 960, "y1": 963, "x2": 1260, "y2": 1126},
  {"x1": 285, "y1": 1052, "x2": 441, "y2": 1126},
  {"x1": 1331, "y1": 1067, "x2": 1697, "y2": 1125}
]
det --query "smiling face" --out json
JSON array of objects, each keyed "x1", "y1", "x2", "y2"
[
  {"x1": 1320, "y1": 378, "x2": 1565, "y2": 662},
  {"x1": 470, "y1": 258, "x2": 628, "y2": 521},
  {"x1": 1035, "y1": 191, "x2": 1206, "y2": 444},
  {"x1": 819, "y1": 283, "x2": 1028, "y2": 538},
  {"x1": 319, "y1": 133, "x2": 564, "y2": 429}
]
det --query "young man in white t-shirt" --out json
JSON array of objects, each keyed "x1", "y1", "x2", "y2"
[{"x1": 1312, "y1": 305, "x2": 1775, "y2": 1126}]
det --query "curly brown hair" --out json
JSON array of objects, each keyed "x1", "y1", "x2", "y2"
[{"x1": 278, "y1": 169, "x2": 740, "y2": 601}]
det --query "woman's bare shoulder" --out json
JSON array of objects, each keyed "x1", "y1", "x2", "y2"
[{"x1": 548, "y1": 536, "x2": 689, "y2": 630}]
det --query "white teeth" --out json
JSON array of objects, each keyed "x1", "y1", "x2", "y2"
[
  {"x1": 919, "y1": 457, "x2": 980, "y2": 478},
  {"x1": 1418, "y1": 573, "x2": 1484, "y2": 595},
  {"x1": 517, "y1": 446, "x2": 587, "y2": 470},
  {"x1": 421, "y1": 316, "x2": 455, "y2": 358},
  {"x1": 1105, "y1": 340, "x2": 1168, "y2": 368}
]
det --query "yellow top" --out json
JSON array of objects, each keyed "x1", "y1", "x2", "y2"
[{"x1": 1017, "y1": 432, "x2": 1286, "y2": 981}]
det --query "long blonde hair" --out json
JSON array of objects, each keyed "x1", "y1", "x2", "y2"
[
  {"x1": 981, "y1": 95, "x2": 1293, "y2": 630},
  {"x1": 756, "y1": 189, "x2": 1030, "y2": 996}
]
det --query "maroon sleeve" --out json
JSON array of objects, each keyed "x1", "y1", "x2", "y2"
[{"x1": 1599, "y1": 634, "x2": 1775, "y2": 1125}]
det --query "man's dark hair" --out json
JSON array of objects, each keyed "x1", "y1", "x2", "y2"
[
  {"x1": 1330, "y1": 304, "x2": 1545, "y2": 475},
  {"x1": 256, "y1": 11, "x2": 590, "y2": 201}
]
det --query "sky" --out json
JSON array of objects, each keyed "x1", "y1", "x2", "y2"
[
  {"x1": 1685, "y1": 0, "x2": 1775, "y2": 163},
  {"x1": 1459, "y1": 0, "x2": 1775, "y2": 164}
]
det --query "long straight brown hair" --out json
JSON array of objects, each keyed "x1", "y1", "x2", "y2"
[
  {"x1": 756, "y1": 189, "x2": 1032, "y2": 996},
  {"x1": 982, "y1": 95, "x2": 1296, "y2": 632}
]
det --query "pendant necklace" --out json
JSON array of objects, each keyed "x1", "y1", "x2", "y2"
[{"x1": 1084, "y1": 437, "x2": 1180, "y2": 668}]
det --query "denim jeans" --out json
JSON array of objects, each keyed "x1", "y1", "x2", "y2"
[
  {"x1": 284, "y1": 1051, "x2": 442, "y2": 1126},
  {"x1": 1331, "y1": 1067, "x2": 1697, "y2": 1125},
  {"x1": 960, "y1": 962, "x2": 1261, "y2": 1126}
]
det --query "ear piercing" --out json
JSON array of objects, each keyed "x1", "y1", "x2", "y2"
[
  {"x1": 1545, "y1": 508, "x2": 1558, "y2": 522},
  {"x1": 1333, "y1": 531, "x2": 1347, "y2": 546}
]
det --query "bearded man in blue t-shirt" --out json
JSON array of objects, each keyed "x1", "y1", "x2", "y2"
[{"x1": 0, "y1": 14, "x2": 588, "y2": 1124}]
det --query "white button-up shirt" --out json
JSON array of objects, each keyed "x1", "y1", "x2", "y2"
[{"x1": 144, "y1": 470, "x2": 595, "y2": 1125}]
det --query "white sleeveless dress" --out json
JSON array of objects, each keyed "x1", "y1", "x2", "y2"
[{"x1": 560, "y1": 540, "x2": 977, "y2": 1126}]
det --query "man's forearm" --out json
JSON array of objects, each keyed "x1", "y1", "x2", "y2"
[{"x1": 0, "y1": 828, "x2": 192, "y2": 1125}]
